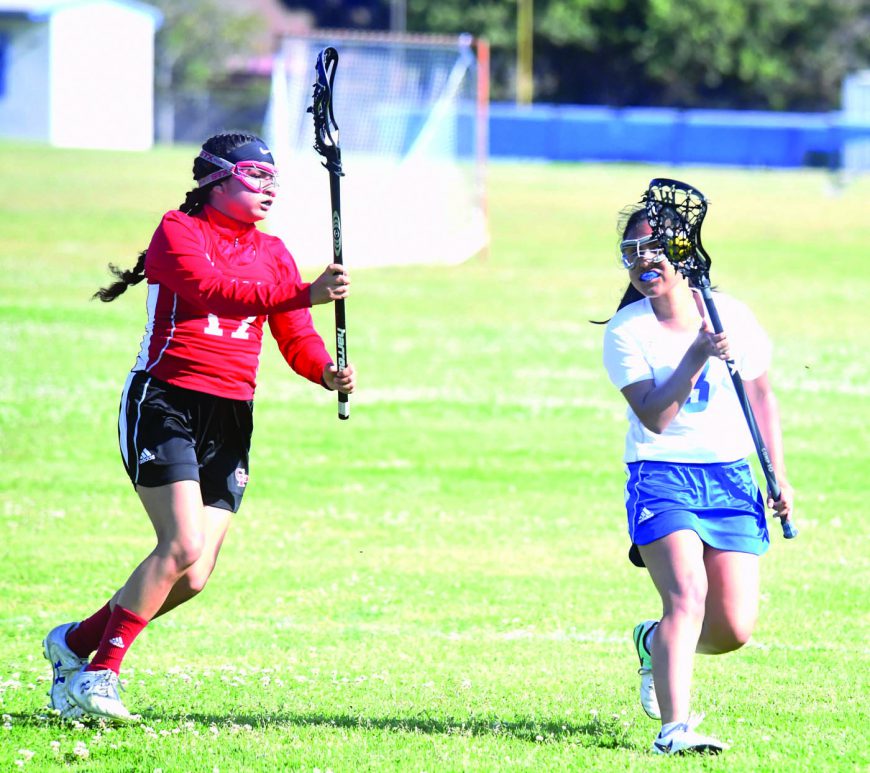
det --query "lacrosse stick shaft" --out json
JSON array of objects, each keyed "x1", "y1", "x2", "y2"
[
  {"x1": 328, "y1": 171, "x2": 349, "y2": 420},
  {"x1": 697, "y1": 282, "x2": 797, "y2": 538}
]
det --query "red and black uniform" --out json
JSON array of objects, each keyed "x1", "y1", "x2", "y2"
[{"x1": 118, "y1": 205, "x2": 333, "y2": 510}]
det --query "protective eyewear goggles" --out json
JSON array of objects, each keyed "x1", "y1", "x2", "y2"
[
  {"x1": 619, "y1": 234, "x2": 667, "y2": 270},
  {"x1": 197, "y1": 150, "x2": 279, "y2": 193}
]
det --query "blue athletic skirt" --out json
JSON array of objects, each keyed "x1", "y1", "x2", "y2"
[{"x1": 624, "y1": 459, "x2": 769, "y2": 555}]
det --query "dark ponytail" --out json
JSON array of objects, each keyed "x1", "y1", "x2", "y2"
[
  {"x1": 92, "y1": 130, "x2": 265, "y2": 302},
  {"x1": 92, "y1": 250, "x2": 147, "y2": 302},
  {"x1": 611, "y1": 283, "x2": 644, "y2": 313},
  {"x1": 590, "y1": 204, "x2": 649, "y2": 324}
]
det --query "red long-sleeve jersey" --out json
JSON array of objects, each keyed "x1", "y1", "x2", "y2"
[{"x1": 131, "y1": 205, "x2": 332, "y2": 400}]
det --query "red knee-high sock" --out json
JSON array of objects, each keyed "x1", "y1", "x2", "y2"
[
  {"x1": 86, "y1": 605, "x2": 149, "y2": 675},
  {"x1": 65, "y1": 602, "x2": 113, "y2": 659}
]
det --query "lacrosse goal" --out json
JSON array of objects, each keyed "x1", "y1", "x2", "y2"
[
  {"x1": 841, "y1": 70, "x2": 870, "y2": 182},
  {"x1": 263, "y1": 31, "x2": 489, "y2": 269}
]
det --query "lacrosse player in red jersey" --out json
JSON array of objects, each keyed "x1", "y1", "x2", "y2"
[
  {"x1": 600, "y1": 204, "x2": 793, "y2": 755},
  {"x1": 43, "y1": 131, "x2": 355, "y2": 722}
]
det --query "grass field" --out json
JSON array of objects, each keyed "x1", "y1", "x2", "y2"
[{"x1": 1, "y1": 141, "x2": 868, "y2": 771}]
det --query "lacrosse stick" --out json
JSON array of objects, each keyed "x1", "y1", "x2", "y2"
[
  {"x1": 309, "y1": 46, "x2": 349, "y2": 420},
  {"x1": 644, "y1": 178, "x2": 797, "y2": 539}
]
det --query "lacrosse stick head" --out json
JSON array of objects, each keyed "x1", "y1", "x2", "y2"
[
  {"x1": 308, "y1": 47, "x2": 343, "y2": 176},
  {"x1": 644, "y1": 178, "x2": 710, "y2": 282}
]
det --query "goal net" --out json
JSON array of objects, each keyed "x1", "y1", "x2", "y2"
[
  {"x1": 841, "y1": 70, "x2": 870, "y2": 182},
  {"x1": 262, "y1": 31, "x2": 489, "y2": 269}
]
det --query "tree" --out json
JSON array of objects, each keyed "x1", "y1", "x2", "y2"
[
  {"x1": 150, "y1": 0, "x2": 267, "y2": 143},
  {"x1": 635, "y1": 0, "x2": 870, "y2": 109},
  {"x1": 403, "y1": 0, "x2": 870, "y2": 109}
]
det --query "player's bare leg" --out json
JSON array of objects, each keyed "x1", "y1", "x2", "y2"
[
  {"x1": 697, "y1": 548, "x2": 759, "y2": 654},
  {"x1": 640, "y1": 530, "x2": 707, "y2": 724},
  {"x1": 69, "y1": 480, "x2": 210, "y2": 722},
  {"x1": 640, "y1": 531, "x2": 727, "y2": 754},
  {"x1": 114, "y1": 480, "x2": 211, "y2": 617},
  {"x1": 151, "y1": 505, "x2": 232, "y2": 618}
]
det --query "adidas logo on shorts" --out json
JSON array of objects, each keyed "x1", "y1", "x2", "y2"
[
  {"x1": 138, "y1": 448, "x2": 156, "y2": 464},
  {"x1": 638, "y1": 506, "x2": 656, "y2": 524}
]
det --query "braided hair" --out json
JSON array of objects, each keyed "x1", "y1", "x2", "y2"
[{"x1": 93, "y1": 131, "x2": 264, "y2": 302}]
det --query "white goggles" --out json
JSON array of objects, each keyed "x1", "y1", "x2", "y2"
[{"x1": 619, "y1": 234, "x2": 667, "y2": 270}]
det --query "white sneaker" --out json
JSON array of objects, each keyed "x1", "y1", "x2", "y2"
[
  {"x1": 42, "y1": 623, "x2": 87, "y2": 720},
  {"x1": 67, "y1": 667, "x2": 137, "y2": 723},
  {"x1": 651, "y1": 715, "x2": 728, "y2": 755},
  {"x1": 633, "y1": 620, "x2": 660, "y2": 719}
]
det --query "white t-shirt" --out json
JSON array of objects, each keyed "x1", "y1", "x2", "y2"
[{"x1": 602, "y1": 291, "x2": 771, "y2": 463}]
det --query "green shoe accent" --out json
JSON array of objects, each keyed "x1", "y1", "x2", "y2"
[
  {"x1": 632, "y1": 620, "x2": 660, "y2": 720},
  {"x1": 633, "y1": 620, "x2": 655, "y2": 668}
]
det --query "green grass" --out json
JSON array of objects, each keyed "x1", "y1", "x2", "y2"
[{"x1": 1, "y1": 141, "x2": 868, "y2": 771}]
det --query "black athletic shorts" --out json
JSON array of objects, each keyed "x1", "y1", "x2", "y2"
[{"x1": 118, "y1": 371, "x2": 253, "y2": 512}]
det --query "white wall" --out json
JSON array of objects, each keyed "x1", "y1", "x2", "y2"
[
  {"x1": 50, "y1": 3, "x2": 155, "y2": 150},
  {"x1": 0, "y1": 19, "x2": 51, "y2": 141}
]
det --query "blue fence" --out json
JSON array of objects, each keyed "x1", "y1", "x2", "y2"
[{"x1": 488, "y1": 104, "x2": 870, "y2": 168}]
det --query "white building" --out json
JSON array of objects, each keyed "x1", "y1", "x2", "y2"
[{"x1": 0, "y1": 0, "x2": 162, "y2": 150}]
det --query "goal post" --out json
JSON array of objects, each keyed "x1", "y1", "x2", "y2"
[{"x1": 262, "y1": 31, "x2": 489, "y2": 269}]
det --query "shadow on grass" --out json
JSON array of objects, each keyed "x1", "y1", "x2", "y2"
[
  {"x1": 180, "y1": 710, "x2": 636, "y2": 750},
  {"x1": 11, "y1": 708, "x2": 636, "y2": 750}
]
